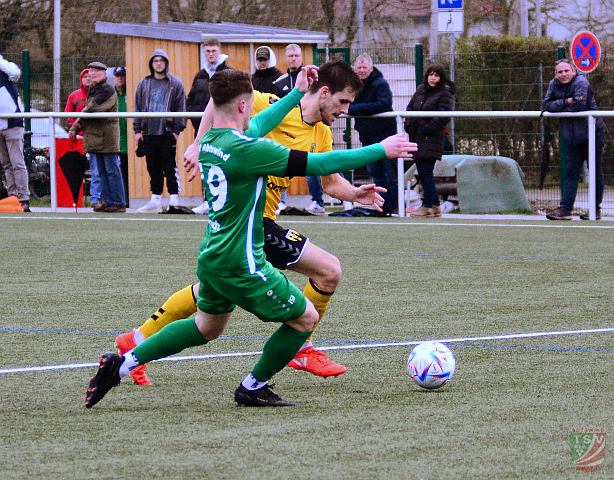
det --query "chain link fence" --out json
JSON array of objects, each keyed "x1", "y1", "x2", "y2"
[
  {"x1": 320, "y1": 45, "x2": 613, "y2": 216},
  {"x1": 3, "y1": 46, "x2": 613, "y2": 215}
]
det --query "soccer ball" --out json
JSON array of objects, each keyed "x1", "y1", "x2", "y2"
[{"x1": 407, "y1": 342, "x2": 456, "y2": 390}]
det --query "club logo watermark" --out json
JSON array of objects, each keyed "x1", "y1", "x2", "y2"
[{"x1": 570, "y1": 427, "x2": 606, "y2": 472}]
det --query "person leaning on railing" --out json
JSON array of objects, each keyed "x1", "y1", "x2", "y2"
[{"x1": 544, "y1": 59, "x2": 606, "y2": 221}]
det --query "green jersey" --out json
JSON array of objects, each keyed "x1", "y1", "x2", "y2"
[
  {"x1": 196, "y1": 87, "x2": 386, "y2": 281},
  {"x1": 198, "y1": 127, "x2": 293, "y2": 278}
]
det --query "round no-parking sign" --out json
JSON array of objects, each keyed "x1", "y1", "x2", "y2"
[{"x1": 570, "y1": 31, "x2": 601, "y2": 73}]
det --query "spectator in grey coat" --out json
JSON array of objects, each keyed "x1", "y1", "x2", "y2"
[{"x1": 134, "y1": 49, "x2": 186, "y2": 213}]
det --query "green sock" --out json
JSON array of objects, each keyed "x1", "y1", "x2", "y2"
[
  {"x1": 132, "y1": 317, "x2": 207, "y2": 364},
  {"x1": 252, "y1": 324, "x2": 312, "y2": 381}
]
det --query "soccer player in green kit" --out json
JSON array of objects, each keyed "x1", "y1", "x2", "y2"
[{"x1": 85, "y1": 67, "x2": 415, "y2": 408}]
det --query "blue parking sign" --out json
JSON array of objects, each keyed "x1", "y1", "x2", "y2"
[{"x1": 439, "y1": 0, "x2": 463, "y2": 9}]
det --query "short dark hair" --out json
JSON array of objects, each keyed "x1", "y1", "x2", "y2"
[
  {"x1": 555, "y1": 58, "x2": 575, "y2": 69},
  {"x1": 209, "y1": 69, "x2": 253, "y2": 106},
  {"x1": 204, "y1": 38, "x2": 221, "y2": 47},
  {"x1": 308, "y1": 61, "x2": 362, "y2": 95},
  {"x1": 424, "y1": 64, "x2": 447, "y2": 87}
]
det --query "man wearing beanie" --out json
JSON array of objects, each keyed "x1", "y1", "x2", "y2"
[
  {"x1": 69, "y1": 61, "x2": 126, "y2": 212},
  {"x1": 134, "y1": 49, "x2": 186, "y2": 213}
]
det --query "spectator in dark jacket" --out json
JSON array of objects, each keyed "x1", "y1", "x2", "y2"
[
  {"x1": 186, "y1": 38, "x2": 230, "y2": 131},
  {"x1": 272, "y1": 43, "x2": 303, "y2": 99},
  {"x1": 348, "y1": 53, "x2": 398, "y2": 215},
  {"x1": 544, "y1": 59, "x2": 606, "y2": 220},
  {"x1": 404, "y1": 64, "x2": 454, "y2": 217},
  {"x1": 251, "y1": 46, "x2": 282, "y2": 94}
]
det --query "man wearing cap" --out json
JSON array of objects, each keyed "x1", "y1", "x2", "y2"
[
  {"x1": 69, "y1": 62, "x2": 126, "y2": 213},
  {"x1": 186, "y1": 38, "x2": 231, "y2": 132},
  {"x1": 134, "y1": 49, "x2": 186, "y2": 213},
  {"x1": 113, "y1": 66, "x2": 129, "y2": 205},
  {"x1": 251, "y1": 46, "x2": 282, "y2": 95}
]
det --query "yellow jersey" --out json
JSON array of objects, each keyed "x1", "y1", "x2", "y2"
[{"x1": 252, "y1": 91, "x2": 333, "y2": 221}]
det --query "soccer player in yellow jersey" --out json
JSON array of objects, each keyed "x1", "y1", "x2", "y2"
[{"x1": 116, "y1": 62, "x2": 387, "y2": 384}]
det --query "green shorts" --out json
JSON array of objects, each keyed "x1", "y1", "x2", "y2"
[{"x1": 197, "y1": 260, "x2": 307, "y2": 323}]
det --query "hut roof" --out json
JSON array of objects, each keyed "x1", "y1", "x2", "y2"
[{"x1": 95, "y1": 21, "x2": 330, "y2": 44}]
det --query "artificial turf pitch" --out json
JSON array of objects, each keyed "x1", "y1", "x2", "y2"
[{"x1": 1, "y1": 213, "x2": 612, "y2": 479}]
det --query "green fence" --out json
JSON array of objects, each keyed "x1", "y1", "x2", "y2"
[
  {"x1": 4, "y1": 46, "x2": 613, "y2": 216},
  {"x1": 2, "y1": 52, "x2": 124, "y2": 149},
  {"x1": 317, "y1": 45, "x2": 613, "y2": 216}
]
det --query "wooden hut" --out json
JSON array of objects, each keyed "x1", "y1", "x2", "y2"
[{"x1": 95, "y1": 21, "x2": 330, "y2": 206}]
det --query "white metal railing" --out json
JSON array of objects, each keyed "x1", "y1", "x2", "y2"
[
  {"x1": 353, "y1": 110, "x2": 614, "y2": 219},
  {"x1": 3, "y1": 110, "x2": 612, "y2": 219}
]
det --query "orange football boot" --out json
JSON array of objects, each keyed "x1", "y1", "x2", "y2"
[
  {"x1": 287, "y1": 346, "x2": 347, "y2": 377},
  {"x1": 115, "y1": 330, "x2": 152, "y2": 386}
]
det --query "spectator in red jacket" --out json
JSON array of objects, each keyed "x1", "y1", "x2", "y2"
[
  {"x1": 64, "y1": 69, "x2": 91, "y2": 135},
  {"x1": 65, "y1": 68, "x2": 100, "y2": 208}
]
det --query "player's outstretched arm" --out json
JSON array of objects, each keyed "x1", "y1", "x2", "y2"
[
  {"x1": 183, "y1": 99, "x2": 214, "y2": 181},
  {"x1": 183, "y1": 143, "x2": 200, "y2": 182},
  {"x1": 298, "y1": 134, "x2": 416, "y2": 177},
  {"x1": 246, "y1": 66, "x2": 317, "y2": 138},
  {"x1": 246, "y1": 88, "x2": 304, "y2": 138},
  {"x1": 351, "y1": 184, "x2": 387, "y2": 211},
  {"x1": 379, "y1": 134, "x2": 417, "y2": 159},
  {"x1": 322, "y1": 174, "x2": 386, "y2": 211},
  {"x1": 293, "y1": 65, "x2": 318, "y2": 93}
]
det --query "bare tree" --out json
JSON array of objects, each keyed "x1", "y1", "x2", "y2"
[{"x1": 546, "y1": 0, "x2": 614, "y2": 44}]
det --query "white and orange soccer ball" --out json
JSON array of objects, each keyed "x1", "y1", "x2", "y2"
[{"x1": 407, "y1": 342, "x2": 456, "y2": 390}]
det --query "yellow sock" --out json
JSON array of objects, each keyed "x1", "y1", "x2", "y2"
[
  {"x1": 138, "y1": 284, "x2": 198, "y2": 339},
  {"x1": 302, "y1": 279, "x2": 334, "y2": 343}
]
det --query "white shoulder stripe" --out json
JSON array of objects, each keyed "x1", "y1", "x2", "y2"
[
  {"x1": 231, "y1": 130, "x2": 256, "y2": 142},
  {"x1": 273, "y1": 74, "x2": 289, "y2": 84},
  {"x1": 246, "y1": 177, "x2": 264, "y2": 275}
]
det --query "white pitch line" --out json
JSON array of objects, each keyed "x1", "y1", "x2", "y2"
[
  {"x1": 1, "y1": 326, "x2": 612, "y2": 375},
  {"x1": 314, "y1": 326, "x2": 614, "y2": 351},
  {"x1": 2, "y1": 214, "x2": 614, "y2": 229},
  {"x1": 0, "y1": 215, "x2": 208, "y2": 224}
]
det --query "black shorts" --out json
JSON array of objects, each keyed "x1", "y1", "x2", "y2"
[{"x1": 263, "y1": 218, "x2": 310, "y2": 270}]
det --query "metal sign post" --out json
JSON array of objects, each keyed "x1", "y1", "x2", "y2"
[
  {"x1": 438, "y1": 0, "x2": 463, "y2": 155},
  {"x1": 437, "y1": 0, "x2": 464, "y2": 34},
  {"x1": 569, "y1": 31, "x2": 600, "y2": 220}
]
